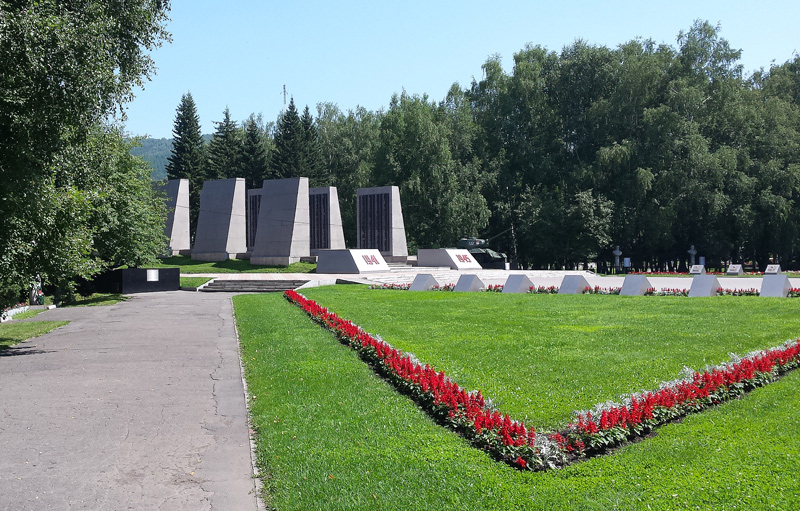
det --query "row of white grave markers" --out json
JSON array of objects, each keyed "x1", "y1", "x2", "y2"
[{"x1": 409, "y1": 265, "x2": 794, "y2": 297}]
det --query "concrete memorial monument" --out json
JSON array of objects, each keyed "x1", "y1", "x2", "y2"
[
  {"x1": 162, "y1": 179, "x2": 190, "y2": 255},
  {"x1": 558, "y1": 274, "x2": 590, "y2": 294},
  {"x1": 690, "y1": 265, "x2": 706, "y2": 275},
  {"x1": 727, "y1": 264, "x2": 744, "y2": 275},
  {"x1": 309, "y1": 187, "x2": 346, "y2": 255},
  {"x1": 250, "y1": 177, "x2": 310, "y2": 266},
  {"x1": 454, "y1": 274, "x2": 485, "y2": 292},
  {"x1": 409, "y1": 274, "x2": 440, "y2": 291},
  {"x1": 502, "y1": 274, "x2": 534, "y2": 294},
  {"x1": 246, "y1": 188, "x2": 262, "y2": 251},
  {"x1": 316, "y1": 249, "x2": 389, "y2": 274},
  {"x1": 192, "y1": 178, "x2": 247, "y2": 261},
  {"x1": 357, "y1": 186, "x2": 408, "y2": 262},
  {"x1": 689, "y1": 275, "x2": 720, "y2": 297},
  {"x1": 417, "y1": 248, "x2": 482, "y2": 270},
  {"x1": 761, "y1": 265, "x2": 790, "y2": 298},
  {"x1": 620, "y1": 275, "x2": 652, "y2": 296}
]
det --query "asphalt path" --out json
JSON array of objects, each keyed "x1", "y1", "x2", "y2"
[{"x1": 0, "y1": 291, "x2": 259, "y2": 510}]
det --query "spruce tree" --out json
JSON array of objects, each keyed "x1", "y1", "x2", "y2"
[
  {"x1": 206, "y1": 107, "x2": 243, "y2": 179},
  {"x1": 166, "y1": 92, "x2": 205, "y2": 239},
  {"x1": 241, "y1": 113, "x2": 273, "y2": 189},
  {"x1": 300, "y1": 105, "x2": 326, "y2": 186},
  {"x1": 270, "y1": 98, "x2": 304, "y2": 179}
]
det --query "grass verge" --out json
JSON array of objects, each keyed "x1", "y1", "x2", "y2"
[
  {"x1": 180, "y1": 276, "x2": 212, "y2": 289},
  {"x1": 62, "y1": 293, "x2": 126, "y2": 307},
  {"x1": 153, "y1": 255, "x2": 315, "y2": 274},
  {"x1": 0, "y1": 320, "x2": 69, "y2": 350},
  {"x1": 234, "y1": 292, "x2": 799, "y2": 510}
]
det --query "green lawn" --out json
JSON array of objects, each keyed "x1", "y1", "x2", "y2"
[
  {"x1": 0, "y1": 320, "x2": 69, "y2": 350},
  {"x1": 234, "y1": 291, "x2": 800, "y2": 510},
  {"x1": 152, "y1": 255, "x2": 315, "y2": 274},
  {"x1": 180, "y1": 276, "x2": 212, "y2": 289},
  {"x1": 63, "y1": 293, "x2": 126, "y2": 307},
  {"x1": 301, "y1": 287, "x2": 800, "y2": 429}
]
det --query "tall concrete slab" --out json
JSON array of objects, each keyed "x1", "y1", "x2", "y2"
[
  {"x1": 250, "y1": 177, "x2": 310, "y2": 266},
  {"x1": 357, "y1": 186, "x2": 408, "y2": 262},
  {"x1": 163, "y1": 179, "x2": 190, "y2": 255},
  {"x1": 309, "y1": 186, "x2": 346, "y2": 255},
  {"x1": 761, "y1": 274, "x2": 790, "y2": 297},
  {"x1": 192, "y1": 178, "x2": 247, "y2": 262}
]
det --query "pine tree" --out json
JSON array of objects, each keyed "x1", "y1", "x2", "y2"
[
  {"x1": 300, "y1": 105, "x2": 326, "y2": 186},
  {"x1": 206, "y1": 107, "x2": 243, "y2": 179},
  {"x1": 241, "y1": 113, "x2": 273, "y2": 189},
  {"x1": 166, "y1": 92, "x2": 205, "y2": 238},
  {"x1": 270, "y1": 98, "x2": 304, "y2": 179}
]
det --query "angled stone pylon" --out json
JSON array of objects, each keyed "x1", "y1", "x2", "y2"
[{"x1": 250, "y1": 177, "x2": 310, "y2": 266}]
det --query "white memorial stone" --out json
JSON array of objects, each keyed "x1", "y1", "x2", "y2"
[
  {"x1": 761, "y1": 274, "x2": 790, "y2": 298},
  {"x1": 316, "y1": 249, "x2": 389, "y2": 274},
  {"x1": 454, "y1": 274, "x2": 485, "y2": 292},
  {"x1": 688, "y1": 275, "x2": 720, "y2": 297},
  {"x1": 689, "y1": 265, "x2": 706, "y2": 275},
  {"x1": 726, "y1": 264, "x2": 744, "y2": 275},
  {"x1": 162, "y1": 179, "x2": 190, "y2": 255},
  {"x1": 192, "y1": 178, "x2": 247, "y2": 261},
  {"x1": 620, "y1": 275, "x2": 652, "y2": 296},
  {"x1": 251, "y1": 177, "x2": 310, "y2": 266},
  {"x1": 409, "y1": 274, "x2": 440, "y2": 291},
  {"x1": 765, "y1": 264, "x2": 781, "y2": 274},
  {"x1": 357, "y1": 186, "x2": 408, "y2": 262},
  {"x1": 502, "y1": 274, "x2": 534, "y2": 294},
  {"x1": 558, "y1": 275, "x2": 590, "y2": 294},
  {"x1": 417, "y1": 248, "x2": 482, "y2": 270}
]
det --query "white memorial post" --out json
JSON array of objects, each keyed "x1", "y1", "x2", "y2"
[
  {"x1": 612, "y1": 246, "x2": 622, "y2": 272},
  {"x1": 620, "y1": 275, "x2": 652, "y2": 296},
  {"x1": 409, "y1": 274, "x2": 441, "y2": 291},
  {"x1": 502, "y1": 274, "x2": 534, "y2": 294},
  {"x1": 761, "y1": 265, "x2": 790, "y2": 298},
  {"x1": 727, "y1": 264, "x2": 744, "y2": 275},
  {"x1": 558, "y1": 275, "x2": 591, "y2": 294},
  {"x1": 454, "y1": 274, "x2": 485, "y2": 292}
]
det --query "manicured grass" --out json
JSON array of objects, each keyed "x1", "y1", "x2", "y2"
[
  {"x1": 0, "y1": 320, "x2": 69, "y2": 350},
  {"x1": 180, "y1": 276, "x2": 212, "y2": 289},
  {"x1": 152, "y1": 255, "x2": 316, "y2": 274},
  {"x1": 302, "y1": 287, "x2": 800, "y2": 430},
  {"x1": 234, "y1": 293, "x2": 800, "y2": 510},
  {"x1": 8, "y1": 309, "x2": 45, "y2": 320}
]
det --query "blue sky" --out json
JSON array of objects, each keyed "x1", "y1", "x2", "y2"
[{"x1": 123, "y1": 0, "x2": 800, "y2": 139}]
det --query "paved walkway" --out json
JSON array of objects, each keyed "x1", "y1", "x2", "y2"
[{"x1": 0, "y1": 292, "x2": 259, "y2": 510}]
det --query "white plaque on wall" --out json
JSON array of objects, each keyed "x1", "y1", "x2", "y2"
[{"x1": 146, "y1": 269, "x2": 160, "y2": 282}]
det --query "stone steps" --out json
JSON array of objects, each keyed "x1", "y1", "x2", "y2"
[{"x1": 200, "y1": 280, "x2": 309, "y2": 293}]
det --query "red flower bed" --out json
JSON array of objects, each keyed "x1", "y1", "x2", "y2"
[
  {"x1": 284, "y1": 289, "x2": 564, "y2": 470},
  {"x1": 284, "y1": 290, "x2": 800, "y2": 469}
]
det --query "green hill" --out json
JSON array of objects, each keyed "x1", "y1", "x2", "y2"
[{"x1": 131, "y1": 135, "x2": 213, "y2": 181}]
